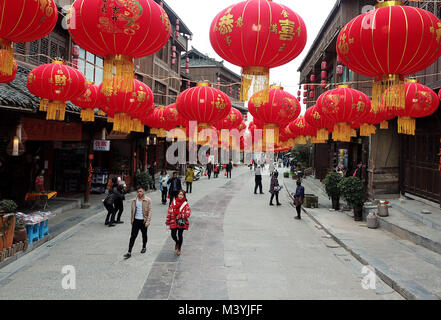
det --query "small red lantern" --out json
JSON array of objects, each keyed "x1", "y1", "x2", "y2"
[
  {"x1": 214, "y1": 107, "x2": 243, "y2": 130},
  {"x1": 321, "y1": 80, "x2": 327, "y2": 89},
  {"x1": 309, "y1": 91, "x2": 315, "y2": 99},
  {"x1": 288, "y1": 117, "x2": 317, "y2": 145},
  {"x1": 321, "y1": 61, "x2": 327, "y2": 70},
  {"x1": 0, "y1": 0, "x2": 58, "y2": 76},
  {"x1": 336, "y1": 65, "x2": 344, "y2": 76},
  {"x1": 310, "y1": 74, "x2": 316, "y2": 83},
  {"x1": 303, "y1": 98, "x2": 307, "y2": 104},
  {"x1": 303, "y1": 91, "x2": 308, "y2": 97},
  {"x1": 305, "y1": 105, "x2": 334, "y2": 141},
  {"x1": 321, "y1": 70, "x2": 327, "y2": 80},
  {"x1": 27, "y1": 60, "x2": 87, "y2": 121},
  {"x1": 72, "y1": 83, "x2": 102, "y2": 122}
]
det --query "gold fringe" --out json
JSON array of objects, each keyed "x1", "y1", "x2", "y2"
[
  {"x1": 262, "y1": 123, "x2": 279, "y2": 146},
  {"x1": 97, "y1": 110, "x2": 106, "y2": 116},
  {"x1": 294, "y1": 136, "x2": 307, "y2": 145},
  {"x1": 80, "y1": 109, "x2": 95, "y2": 122},
  {"x1": 107, "y1": 117, "x2": 114, "y2": 123},
  {"x1": 113, "y1": 113, "x2": 132, "y2": 134},
  {"x1": 241, "y1": 66, "x2": 269, "y2": 104},
  {"x1": 351, "y1": 129, "x2": 357, "y2": 137},
  {"x1": 46, "y1": 101, "x2": 66, "y2": 121},
  {"x1": 311, "y1": 137, "x2": 326, "y2": 144},
  {"x1": 397, "y1": 116, "x2": 415, "y2": 135},
  {"x1": 360, "y1": 124, "x2": 376, "y2": 137},
  {"x1": 316, "y1": 128, "x2": 329, "y2": 141},
  {"x1": 372, "y1": 74, "x2": 405, "y2": 113},
  {"x1": 0, "y1": 39, "x2": 14, "y2": 76},
  {"x1": 380, "y1": 120, "x2": 389, "y2": 129},
  {"x1": 39, "y1": 99, "x2": 49, "y2": 112},
  {"x1": 158, "y1": 128, "x2": 167, "y2": 138},
  {"x1": 332, "y1": 122, "x2": 352, "y2": 142},
  {"x1": 102, "y1": 55, "x2": 134, "y2": 96}
]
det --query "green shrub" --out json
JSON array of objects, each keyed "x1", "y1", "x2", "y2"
[
  {"x1": 0, "y1": 200, "x2": 17, "y2": 213},
  {"x1": 323, "y1": 172, "x2": 343, "y2": 199},
  {"x1": 135, "y1": 172, "x2": 153, "y2": 191},
  {"x1": 338, "y1": 177, "x2": 365, "y2": 208}
]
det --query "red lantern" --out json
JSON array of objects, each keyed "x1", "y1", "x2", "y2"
[
  {"x1": 321, "y1": 61, "x2": 327, "y2": 70},
  {"x1": 321, "y1": 70, "x2": 327, "y2": 80},
  {"x1": 309, "y1": 91, "x2": 315, "y2": 99},
  {"x1": 303, "y1": 91, "x2": 308, "y2": 97},
  {"x1": 68, "y1": 0, "x2": 171, "y2": 96},
  {"x1": 101, "y1": 78, "x2": 154, "y2": 133},
  {"x1": 310, "y1": 84, "x2": 316, "y2": 91},
  {"x1": 0, "y1": 0, "x2": 58, "y2": 76},
  {"x1": 304, "y1": 105, "x2": 333, "y2": 141},
  {"x1": 383, "y1": 80, "x2": 438, "y2": 135},
  {"x1": 303, "y1": 98, "x2": 307, "y2": 105},
  {"x1": 0, "y1": 59, "x2": 17, "y2": 83},
  {"x1": 316, "y1": 85, "x2": 371, "y2": 142},
  {"x1": 320, "y1": 80, "x2": 327, "y2": 89},
  {"x1": 336, "y1": 65, "x2": 344, "y2": 76},
  {"x1": 248, "y1": 85, "x2": 301, "y2": 145},
  {"x1": 297, "y1": 90, "x2": 301, "y2": 96},
  {"x1": 310, "y1": 74, "x2": 316, "y2": 83},
  {"x1": 337, "y1": 2, "x2": 441, "y2": 112},
  {"x1": 288, "y1": 117, "x2": 317, "y2": 145},
  {"x1": 214, "y1": 107, "x2": 243, "y2": 130},
  {"x1": 72, "y1": 83, "x2": 102, "y2": 122},
  {"x1": 210, "y1": 0, "x2": 307, "y2": 104},
  {"x1": 27, "y1": 60, "x2": 87, "y2": 121},
  {"x1": 176, "y1": 82, "x2": 232, "y2": 131}
]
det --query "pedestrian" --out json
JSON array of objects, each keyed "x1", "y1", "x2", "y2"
[
  {"x1": 213, "y1": 164, "x2": 219, "y2": 178},
  {"x1": 185, "y1": 166, "x2": 194, "y2": 194},
  {"x1": 353, "y1": 161, "x2": 363, "y2": 179},
  {"x1": 159, "y1": 170, "x2": 170, "y2": 205},
  {"x1": 168, "y1": 172, "x2": 182, "y2": 206},
  {"x1": 206, "y1": 162, "x2": 213, "y2": 179},
  {"x1": 103, "y1": 180, "x2": 124, "y2": 227},
  {"x1": 254, "y1": 166, "x2": 264, "y2": 194},
  {"x1": 269, "y1": 161, "x2": 275, "y2": 177},
  {"x1": 35, "y1": 169, "x2": 45, "y2": 192},
  {"x1": 115, "y1": 177, "x2": 127, "y2": 224},
  {"x1": 293, "y1": 180, "x2": 305, "y2": 220},
  {"x1": 165, "y1": 190, "x2": 191, "y2": 256},
  {"x1": 269, "y1": 171, "x2": 282, "y2": 206},
  {"x1": 226, "y1": 161, "x2": 232, "y2": 178},
  {"x1": 148, "y1": 162, "x2": 156, "y2": 190},
  {"x1": 123, "y1": 186, "x2": 152, "y2": 259}
]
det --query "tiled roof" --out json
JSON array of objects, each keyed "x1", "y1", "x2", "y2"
[{"x1": 0, "y1": 65, "x2": 81, "y2": 113}]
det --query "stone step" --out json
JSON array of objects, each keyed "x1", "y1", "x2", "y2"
[{"x1": 390, "y1": 199, "x2": 441, "y2": 233}]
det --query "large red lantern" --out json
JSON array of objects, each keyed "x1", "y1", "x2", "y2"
[
  {"x1": 0, "y1": 0, "x2": 58, "y2": 76},
  {"x1": 304, "y1": 105, "x2": 334, "y2": 141},
  {"x1": 289, "y1": 117, "x2": 317, "y2": 145},
  {"x1": 101, "y1": 78, "x2": 154, "y2": 133},
  {"x1": 316, "y1": 85, "x2": 371, "y2": 142},
  {"x1": 0, "y1": 60, "x2": 17, "y2": 83},
  {"x1": 337, "y1": 1, "x2": 441, "y2": 112},
  {"x1": 27, "y1": 60, "x2": 87, "y2": 121},
  {"x1": 176, "y1": 82, "x2": 232, "y2": 131},
  {"x1": 248, "y1": 85, "x2": 301, "y2": 146},
  {"x1": 210, "y1": 0, "x2": 307, "y2": 105},
  {"x1": 68, "y1": 0, "x2": 171, "y2": 96},
  {"x1": 214, "y1": 107, "x2": 243, "y2": 130},
  {"x1": 383, "y1": 80, "x2": 438, "y2": 135},
  {"x1": 71, "y1": 83, "x2": 102, "y2": 122}
]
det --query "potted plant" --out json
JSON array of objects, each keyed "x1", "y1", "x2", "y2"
[
  {"x1": 0, "y1": 200, "x2": 17, "y2": 215},
  {"x1": 338, "y1": 177, "x2": 365, "y2": 221},
  {"x1": 323, "y1": 172, "x2": 343, "y2": 210},
  {"x1": 13, "y1": 218, "x2": 27, "y2": 244},
  {"x1": 135, "y1": 172, "x2": 153, "y2": 191},
  {"x1": 0, "y1": 200, "x2": 17, "y2": 250}
]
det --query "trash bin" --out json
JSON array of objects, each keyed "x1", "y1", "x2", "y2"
[
  {"x1": 367, "y1": 212, "x2": 379, "y2": 229},
  {"x1": 378, "y1": 201, "x2": 389, "y2": 217}
]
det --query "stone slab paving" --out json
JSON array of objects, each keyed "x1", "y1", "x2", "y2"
[{"x1": 0, "y1": 165, "x2": 402, "y2": 299}]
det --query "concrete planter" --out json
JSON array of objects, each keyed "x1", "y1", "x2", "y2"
[{"x1": 304, "y1": 194, "x2": 318, "y2": 208}]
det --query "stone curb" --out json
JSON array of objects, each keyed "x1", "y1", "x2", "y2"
[{"x1": 282, "y1": 179, "x2": 439, "y2": 301}]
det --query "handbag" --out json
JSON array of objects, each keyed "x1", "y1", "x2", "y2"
[
  {"x1": 177, "y1": 218, "x2": 186, "y2": 227},
  {"x1": 274, "y1": 186, "x2": 281, "y2": 192},
  {"x1": 294, "y1": 196, "x2": 302, "y2": 207}
]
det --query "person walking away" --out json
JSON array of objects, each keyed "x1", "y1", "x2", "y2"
[
  {"x1": 254, "y1": 166, "x2": 264, "y2": 194},
  {"x1": 353, "y1": 161, "x2": 362, "y2": 180},
  {"x1": 294, "y1": 180, "x2": 305, "y2": 220},
  {"x1": 185, "y1": 166, "x2": 194, "y2": 194},
  {"x1": 226, "y1": 161, "x2": 233, "y2": 178},
  {"x1": 159, "y1": 170, "x2": 170, "y2": 205},
  {"x1": 213, "y1": 164, "x2": 219, "y2": 178},
  {"x1": 269, "y1": 171, "x2": 281, "y2": 206},
  {"x1": 148, "y1": 162, "x2": 156, "y2": 190},
  {"x1": 103, "y1": 181, "x2": 124, "y2": 227},
  {"x1": 123, "y1": 187, "x2": 152, "y2": 259},
  {"x1": 168, "y1": 172, "x2": 182, "y2": 206},
  {"x1": 206, "y1": 162, "x2": 213, "y2": 179},
  {"x1": 166, "y1": 190, "x2": 191, "y2": 256},
  {"x1": 115, "y1": 178, "x2": 126, "y2": 223}
]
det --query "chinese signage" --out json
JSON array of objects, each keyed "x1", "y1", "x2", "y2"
[
  {"x1": 22, "y1": 117, "x2": 82, "y2": 141},
  {"x1": 93, "y1": 140, "x2": 110, "y2": 151}
]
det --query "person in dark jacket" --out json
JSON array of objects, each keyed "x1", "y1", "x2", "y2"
[
  {"x1": 115, "y1": 177, "x2": 126, "y2": 224},
  {"x1": 294, "y1": 180, "x2": 305, "y2": 220},
  {"x1": 168, "y1": 172, "x2": 182, "y2": 206},
  {"x1": 148, "y1": 162, "x2": 156, "y2": 190},
  {"x1": 353, "y1": 161, "x2": 363, "y2": 180},
  {"x1": 269, "y1": 171, "x2": 281, "y2": 206},
  {"x1": 206, "y1": 162, "x2": 213, "y2": 179},
  {"x1": 226, "y1": 161, "x2": 233, "y2": 178},
  {"x1": 104, "y1": 182, "x2": 125, "y2": 227},
  {"x1": 254, "y1": 166, "x2": 264, "y2": 194}
]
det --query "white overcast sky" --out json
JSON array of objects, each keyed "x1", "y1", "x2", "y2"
[{"x1": 166, "y1": 0, "x2": 338, "y2": 114}]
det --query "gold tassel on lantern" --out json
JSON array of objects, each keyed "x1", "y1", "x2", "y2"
[
  {"x1": 295, "y1": 136, "x2": 307, "y2": 145},
  {"x1": 360, "y1": 123, "x2": 376, "y2": 137},
  {"x1": 263, "y1": 123, "x2": 279, "y2": 146},
  {"x1": 332, "y1": 122, "x2": 352, "y2": 142},
  {"x1": 311, "y1": 136, "x2": 326, "y2": 144},
  {"x1": 380, "y1": 120, "x2": 389, "y2": 129},
  {"x1": 39, "y1": 99, "x2": 49, "y2": 112},
  {"x1": 102, "y1": 55, "x2": 134, "y2": 96},
  {"x1": 0, "y1": 38, "x2": 14, "y2": 76},
  {"x1": 107, "y1": 117, "x2": 114, "y2": 123},
  {"x1": 316, "y1": 128, "x2": 329, "y2": 141},
  {"x1": 46, "y1": 101, "x2": 66, "y2": 121},
  {"x1": 80, "y1": 109, "x2": 95, "y2": 122},
  {"x1": 397, "y1": 116, "x2": 415, "y2": 135},
  {"x1": 372, "y1": 74, "x2": 405, "y2": 113},
  {"x1": 241, "y1": 66, "x2": 269, "y2": 104},
  {"x1": 113, "y1": 113, "x2": 132, "y2": 134},
  {"x1": 97, "y1": 110, "x2": 106, "y2": 116},
  {"x1": 351, "y1": 129, "x2": 357, "y2": 137}
]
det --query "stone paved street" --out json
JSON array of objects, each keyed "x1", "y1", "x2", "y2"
[{"x1": 0, "y1": 166, "x2": 402, "y2": 300}]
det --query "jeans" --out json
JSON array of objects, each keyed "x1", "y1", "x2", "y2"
[
  {"x1": 270, "y1": 192, "x2": 280, "y2": 204},
  {"x1": 115, "y1": 200, "x2": 123, "y2": 222},
  {"x1": 161, "y1": 187, "x2": 168, "y2": 204},
  {"x1": 226, "y1": 170, "x2": 231, "y2": 178},
  {"x1": 254, "y1": 178, "x2": 263, "y2": 193},
  {"x1": 171, "y1": 228, "x2": 184, "y2": 250},
  {"x1": 296, "y1": 205, "x2": 302, "y2": 218},
  {"x1": 169, "y1": 191, "x2": 178, "y2": 206},
  {"x1": 104, "y1": 202, "x2": 116, "y2": 223},
  {"x1": 186, "y1": 182, "x2": 192, "y2": 194},
  {"x1": 128, "y1": 219, "x2": 147, "y2": 253}
]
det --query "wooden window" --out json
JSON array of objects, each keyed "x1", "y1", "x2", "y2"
[{"x1": 77, "y1": 48, "x2": 104, "y2": 85}]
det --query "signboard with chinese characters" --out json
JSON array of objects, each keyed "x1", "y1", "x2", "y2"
[{"x1": 93, "y1": 140, "x2": 111, "y2": 151}]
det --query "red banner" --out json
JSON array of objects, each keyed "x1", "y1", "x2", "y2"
[{"x1": 22, "y1": 117, "x2": 82, "y2": 141}]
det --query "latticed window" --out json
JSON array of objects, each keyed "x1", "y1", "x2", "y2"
[
  {"x1": 77, "y1": 48, "x2": 104, "y2": 85},
  {"x1": 403, "y1": 1, "x2": 440, "y2": 18}
]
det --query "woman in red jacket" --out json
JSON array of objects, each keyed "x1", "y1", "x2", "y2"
[{"x1": 166, "y1": 190, "x2": 191, "y2": 255}]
